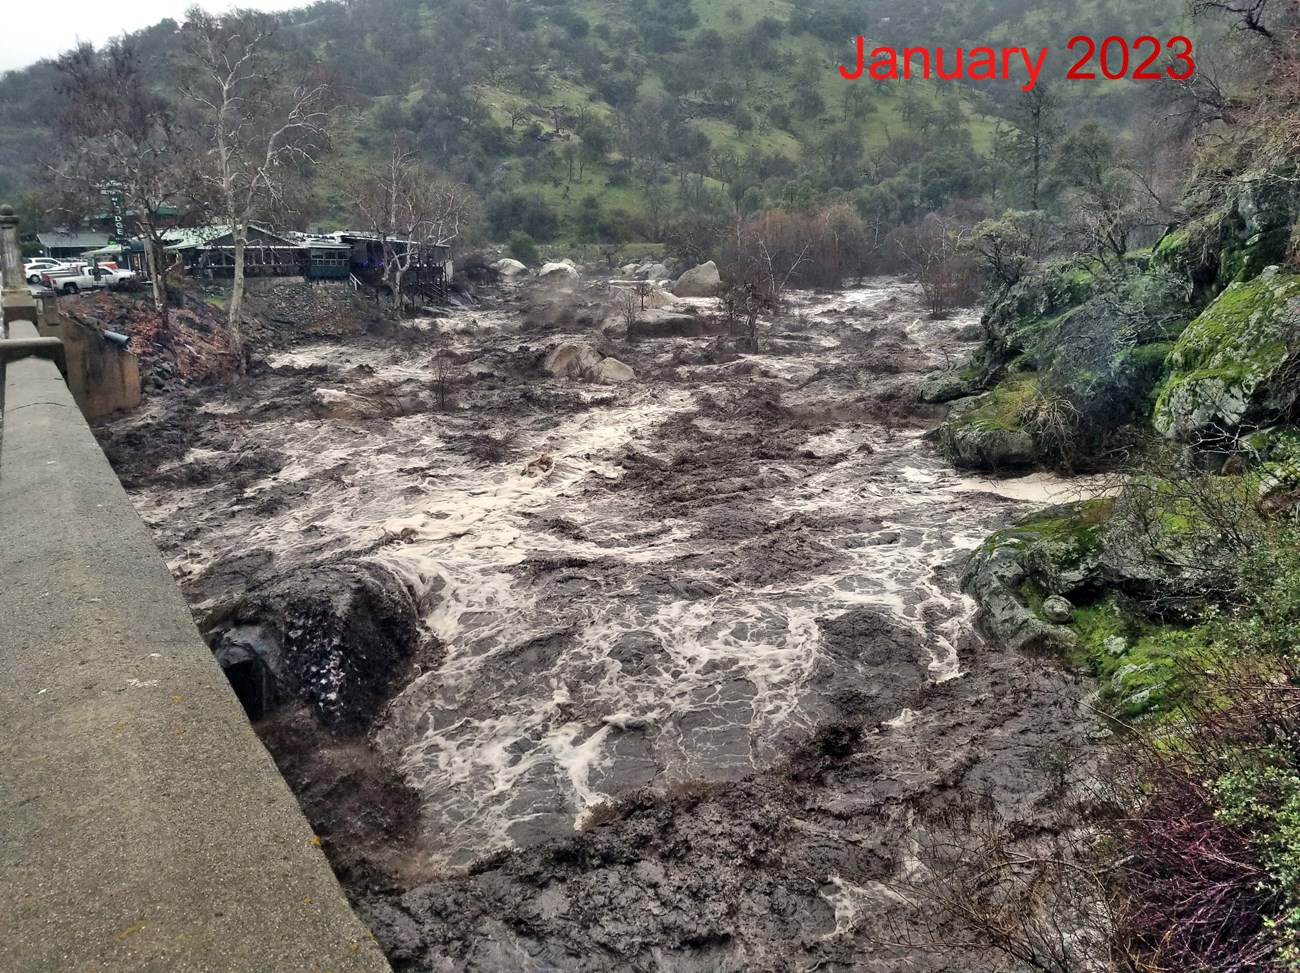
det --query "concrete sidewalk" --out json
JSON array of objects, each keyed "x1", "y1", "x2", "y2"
[{"x1": 0, "y1": 317, "x2": 392, "y2": 972}]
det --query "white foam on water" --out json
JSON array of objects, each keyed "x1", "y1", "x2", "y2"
[{"x1": 132, "y1": 282, "x2": 1091, "y2": 867}]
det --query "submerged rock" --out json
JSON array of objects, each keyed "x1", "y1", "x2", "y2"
[
  {"x1": 308, "y1": 386, "x2": 430, "y2": 419},
  {"x1": 629, "y1": 308, "x2": 704, "y2": 338},
  {"x1": 215, "y1": 560, "x2": 428, "y2": 735}
]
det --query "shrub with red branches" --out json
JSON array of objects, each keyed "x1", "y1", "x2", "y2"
[{"x1": 1117, "y1": 770, "x2": 1283, "y2": 972}]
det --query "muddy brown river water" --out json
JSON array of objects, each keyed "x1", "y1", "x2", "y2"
[{"x1": 104, "y1": 278, "x2": 1099, "y2": 971}]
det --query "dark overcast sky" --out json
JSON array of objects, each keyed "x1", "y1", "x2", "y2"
[{"x1": 1, "y1": 1, "x2": 309, "y2": 72}]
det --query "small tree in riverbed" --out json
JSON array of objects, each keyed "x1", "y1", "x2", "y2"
[
  {"x1": 718, "y1": 279, "x2": 774, "y2": 353},
  {"x1": 429, "y1": 342, "x2": 465, "y2": 411},
  {"x1": 895, "y1": 213, "x2": 980, "y2": 318},
  {"x1": 965, "y1": 210, "x2": 1050, "y2": 288}
]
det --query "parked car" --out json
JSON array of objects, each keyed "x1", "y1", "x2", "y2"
[
  {"x1": 23, "y1": 257, "x2": 72, "y2": 285},
  {"x1": 41, "y1": 264, "x2": 136, "y2": 294}
]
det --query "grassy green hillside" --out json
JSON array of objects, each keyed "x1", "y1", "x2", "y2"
[{"x1": 0, "y1": 0, "x2": 1192, "y2": 248}]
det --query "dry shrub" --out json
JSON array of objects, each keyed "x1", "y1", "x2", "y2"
[
  {"x1": 578, "y1": 800, "x2": 625, "y2": 831},
  {"x1": 717, "y1": 202, "x2": 872, "y2": 293},
  {"x1": 891, "y1": 213, "x2": 983, "y2": 317},
  {"x1": 471, "y1": 430, "x2": 520, "y2": 465},
  {"x1": 1112, "y1": 655, "x2": 1300, "y2": 972}
]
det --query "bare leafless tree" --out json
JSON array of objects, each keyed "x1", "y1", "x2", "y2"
[
  {"x1": 177, "y1": 6, "x2": 340, "y2": 369},
  {"x1": 429, "y1": 344, "x2": 464, "y2": 410},
  {"x1": 354, "y1": 135, "x2": 477, "y2": 315},
  {"x1": 1190, "y1": 0, "x2": 1283, "y2": 38},
  {"x1": 896, "y1": 213, "x2": 981, "y2": 317},
  {"x1": 53, "y1": 41, "x2": 193, "y2": 325}
]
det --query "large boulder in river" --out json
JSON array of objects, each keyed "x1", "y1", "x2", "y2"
[
  {"x1": 918, "y1": 367, "x2": 983, "y2": 404},
  {"x1": 492, "y1": 258, "x2": 529, "y2": 276},
  {"x1": 939, "y1": 378, "x2": 1039, "y2": 471},
  {"x1": 635, "y1": 262, "x2": 670, "y2": 280},
  {"x1": 539, "y1": 262, "x2": 580, "y2": 279},
  {"x1": 544, "y1": 343, "x2": 604, "y2": 379},
  {"x1": 944, "y1": 424, "x2": 1036, "y2": 470},
  {"x1": 214, "y1": 561, "x2": 428, "y2": 734},
  {"x1": 671, "y1": 260, "x2": 722, "y2": 298},
  {"x1": 595, "y1": 357, "x2": 636, "y2": 383},
  {"x1": 308, "y1": 386, "x2": 430, "y2": 419},
  {"x1": 961, "y1": 505, "x2": 1106, "y2": 653}
]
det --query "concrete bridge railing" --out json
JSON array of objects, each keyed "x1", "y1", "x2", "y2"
[{"x1": 0, "y1": 205, "x2": 393, "y2": 972}]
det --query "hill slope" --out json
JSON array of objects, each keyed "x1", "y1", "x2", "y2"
[{"x1": 0, "y1": 0, "x2": 1192, "y2": 246}]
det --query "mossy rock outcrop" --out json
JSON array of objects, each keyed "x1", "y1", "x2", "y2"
[
  {"x1": 961, "y1": 495, "x2": 1225, "y2": 719},
  {"x1": 918, "y1": 365, "x2": 984, "y2": 404},
  {"x1": 963, "y1": 500, "x2": 1112, "y2": 653},
  {"x1": 940, "y1": 377, "x2": 1039, "y2": 471},
  {"x1": 980, "y1": 259, "x2": 1099, "y2": 366},
  {"x1": 1154, "y1": 269, "x2": 1300, "y2": 444},
  {"x1": 1155, "y1": 177, "x2": 1299, "y2": 295}
]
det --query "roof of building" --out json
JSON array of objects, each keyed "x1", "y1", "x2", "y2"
[
  {"x1": 286, "y1": 232, "x2": 352, "y2": 251},
  {"x1": 162, "y1": 224, "x2": 300, "y2": 251},
  {"x1": 83, "y1": 242, "x2": 145, "y2": 257},
  {"x1": 37, "y1": 231, "x2": 112, "y2": 252},
  {"x1": 328, "y1": 230, "x2": 450, "y2": 250}
]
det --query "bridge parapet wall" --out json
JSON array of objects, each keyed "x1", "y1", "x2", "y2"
[{"x1": 0, "y1": 208, "x2": 391, "y2": 972}]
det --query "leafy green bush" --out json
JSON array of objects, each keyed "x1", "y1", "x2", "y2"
[{"x1": 507, "y1": 231, "x2": 539, "y2": 266}]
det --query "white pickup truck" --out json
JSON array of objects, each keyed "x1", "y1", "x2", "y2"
[{"x1": 40, "y1": 263, "x2": 136, "y2": 295}]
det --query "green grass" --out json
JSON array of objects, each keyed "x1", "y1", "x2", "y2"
[
  {"x1": 1070, "y1": 595, "x2": 1200, "y2": 719},
  {"x1": 347, "y1": 0, "x2": 1004, "y2": 240}
]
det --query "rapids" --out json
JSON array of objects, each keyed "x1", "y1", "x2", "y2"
[{"x1": 108, "y1": 277, "x2": 1099, "y2": 970}]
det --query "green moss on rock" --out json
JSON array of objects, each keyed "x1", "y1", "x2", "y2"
[
  {"x1": 1218, "y1": 227, "x2": 1291, "y2": 287},
  {"x1": 1062, "y1": 589, "x2": 1205, "y2": 720},
  {"x1": 1153, "y1": 210, "x2": 1235, "y2": 297},
  {"x1": 940, "y1": 377, "x2": 1040, "y2": 470},
  {"x1": 981, "y1": 259, "x2": 1099, "y2": 365},
  {"x1": 963, "y1": 500, "x2": 1113, "y2": 653},
  {"x1": 1154, "y1": 270, "x2": 1300, "y2": 443}
]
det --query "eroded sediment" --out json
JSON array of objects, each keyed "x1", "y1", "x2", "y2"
[{"x1": 100, "y1": 278, "x2": 1099, "y2": 971}]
